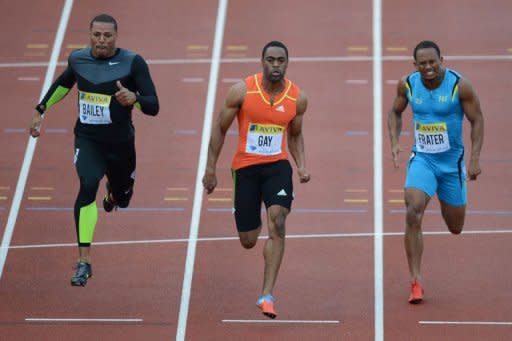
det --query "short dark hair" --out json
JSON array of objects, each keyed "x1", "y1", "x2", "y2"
[
  {"x1": 90, "y1": 14, "x2": 117, "y2": 32},
  {"x1": 413, "y1": 40, "x2": 441, "y2": 60},
  {"x1": 261, "y1": 41, "x2": 288, "y2": 59}
]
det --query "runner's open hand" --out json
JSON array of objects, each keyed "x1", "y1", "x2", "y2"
[{"x1": 391, "y1": 144, "x2": 402, "y2": 168}]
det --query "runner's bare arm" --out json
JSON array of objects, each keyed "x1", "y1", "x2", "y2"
[
  {"x1": 387, "y1": 77, "x2": 409, "y2": 168},
  {"x1": 459, "y1": 78, "x2": 484, "y2": 180},
  {"x1": 287, "y1": 90, "x2": 310, "y2": 183},
  {"x1": 202, "y1": 82, "x2": 246, "y2": 194}
]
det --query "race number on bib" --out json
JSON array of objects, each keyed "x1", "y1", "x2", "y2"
[
  {"x1": 245, "y1": 123, "x2": 284, "y2": 155},
  {"x1": 414, "y1": 122, "x2": 450, "y2": 153},
  {"x1": 78, "y1": 91, "x2": 112, "y2": 124}
]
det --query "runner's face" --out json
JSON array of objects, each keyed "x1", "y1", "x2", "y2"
[
  {"x1": 262, "y1": 47, "x2": 288, "y2": 83},
  {"x1": 414, "y1": 47, "x2": 443, "y2": 81},
  {"x1": 90, "y1": 22, "x2": 117, "y2": 58}
]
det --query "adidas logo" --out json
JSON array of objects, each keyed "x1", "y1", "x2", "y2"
[
  {"x1": 277, "y1": 189, "x2": 287, "y2": 196},
  {"x1": 275, "y1": 105, "x2": 285, "y2": 112}
]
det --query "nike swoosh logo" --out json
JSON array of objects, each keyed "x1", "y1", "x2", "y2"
[{"x1": 109, "y1": 61, "x2": 120, "y2": 66}]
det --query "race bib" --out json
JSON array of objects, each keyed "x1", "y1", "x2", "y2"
[
  {"x1": 245, "y1": 123, "x2": 284, "y2": 155},
  {"x1": 78, "y1": 91, "x2": 112, "y2": 124},
  {"x1": 414, "y1": 122, "x2": 450, "y2": 153}
]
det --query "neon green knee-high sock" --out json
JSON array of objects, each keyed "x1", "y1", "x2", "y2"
[{"x1": 78, "y1": 201, "x2": 98, "y2": 244}]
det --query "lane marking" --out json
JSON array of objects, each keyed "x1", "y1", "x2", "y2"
[
  {"x1": 347, "y1": 46, "x2": 369, "y2": 52},
  {"x1": 222, "y1": 77, "x2": 242, "y2": 83},
  {"x1": 26, "y1": 318, "x2": 143, "y2": 323},
  {"x1": 164, "y1": 197, "x2": 188, "y2": 201},
  {"x1": 346, "y1": 79, "x2": 368, "y2": 84},
  {"x1": 176, "y1": 1, "x2": 228, "y2": 340},
  {"x1": 207, "y1": 198, "x2": 231, "y2": 202},
  {"x1": 388, "y1": 199, "x2": 404, "y2": 204},
  {"x1": 346, "y1": 130, "x2": 369, "y2": 136},
  {"x1": 8, "y1": 229, "x2": 512, "y2": 250},
  {"x1": 419, "y1": 321, "x2": 512, "y2": 326},
  {"x1": 66, "y1": 44, "x2": 86, "y2": 49},
  {"x1": 181, "y1": 77, "x2": 205, "y2": 83},
  {"x1": 0, "y1": 0, "x2": 74, "y2": 279},
  {"x1": 26, "y1": 44, "x2": 48, "y2": 49},
  {"x1": 175, "y1": 129, "x2": 197, "y2": 134},
  {"x1": 222, "y1": 319, "x2": 340, "y2": 324},
  {"x1": 4, "y1": 128, "x2": 26, "y2": 133},
  {"x1": 390, "y1": 209, "x2": 512, "y2": 216},
  {"x1": 386, "y1": 46, "x2": 407, "y2": 52},
  {"x1": 186, "y1": 45, "x2": 209, "y2": 51},
  {"x1": 3, "y1": 54, "x2": 512, "y2": 69},
  {"x1": 25, "y1": 207, "x2": 185, "y2": 212},
  {"x1": 372, "y1": 1, "x2": 384, "y2": 340},
  {"x1": 226, "y1": 45, "x2": 247, "y2": 51},
  {"x1": 17, "y1": 76, "x2": 40, "y2": 81},
  {"x1": 0, "y1": 197, "x2": 7, "y2": 200},
  {"x1": 31, "y1": 187, "x2": 54, "y2": 190},
  {"x1": 27, "y1": 196, "x2": 52, "y2": 201},
  {"x1": 344, "y1": 199, "x2": 368, "y2": 203},
  {"x1": 206, "y1": 207, "x2": 367, "y2": 213},
  {"x1": 167, "y1": 187, "x2": 188, "y2": 191},
  {"x1": 345, "y1": 189, "x2": 368, "y2": 192},
  {"x1": 45, "y1": 128, "x2": 68, "y2": 133}
]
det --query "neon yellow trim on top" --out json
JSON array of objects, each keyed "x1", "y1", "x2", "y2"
[
  {"x1": 45, "y1": 85, "x2": 70, "y2": 110},
  {"x1": 78, "y1": 201, "x2": 98, "y2": 244},
  {"x1": 134, "y1": 101, "x2": 142, "y2": 110},
  {"x1": 451, "y1": 84, "x2": 459, "y2": 102},
  {"x1": 253, "y1": 74, "x2": 293, "y2": 106},
  {"x1": 404, "y1": 82, "x2": 412, "y2": 99}
]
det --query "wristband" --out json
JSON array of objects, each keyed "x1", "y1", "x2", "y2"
[{"x1": 35, "y1": 104, "x2": 45, "y2": 115}]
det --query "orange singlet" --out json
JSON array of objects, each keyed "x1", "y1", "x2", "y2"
[{"x1": 232, "y1": 73, "x2": 300, "y2": 170}]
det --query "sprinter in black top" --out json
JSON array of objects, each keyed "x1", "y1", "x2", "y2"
[{"x1": 29, "y1": 14, "x2": 159, "y2": 286}]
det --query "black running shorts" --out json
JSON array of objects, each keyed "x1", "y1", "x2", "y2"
[{"x1": 232, "y1": 160, "x2": 293, "y2": 232}]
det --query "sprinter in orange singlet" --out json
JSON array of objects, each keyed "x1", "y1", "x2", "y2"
[{"x1": 203, "y1": 41, "x2": 310, "y2": 319}]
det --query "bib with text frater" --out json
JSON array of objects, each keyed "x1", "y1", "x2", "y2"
[
  {"x1": 246, "y1": 123, "x2": 284, "y2": 155},
  {"x1": 79, "y1": 90, "x2": 112, "y2": 124},
  {"x1": 414, "y1": 122, "x2": 450, "y2": 153}
]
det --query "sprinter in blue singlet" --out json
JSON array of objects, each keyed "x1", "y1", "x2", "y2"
[{"x1": 387, "y1": 40, "x2": 484, "y2": 304}]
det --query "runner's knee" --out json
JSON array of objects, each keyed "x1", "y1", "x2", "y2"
[
  {"x1": 77, "y1": 177, "x2": 100, "y2": 205},
  {"x1": 239, "y1": 228, "x2": 260, "y2": 249},
  {"x1": 268, "y1": 208, "x2": 287, "y2": 239}
]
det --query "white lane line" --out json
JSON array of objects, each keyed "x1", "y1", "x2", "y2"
[
  {"x1": 419, "y1": 321, "x2": 512, "y2": 326},
  {"x1": 222, "y1": 319, "x2": 340, "y2": 324},
  {"x1": 0, "y1": 0, "x2": 74, "y2": 279},
  {"x1": 9, "y1": 228, "x2": 512, "y2": 250},
  {"x1": 372, "y1": 0, "x2": 384, "y2": 341},
  {"x1": 176, "y1": 1, "x2": 228, "y2": 340},
  {"x1": 26, "y1": 318, "x2": 143, "y2": 323},
  {"x1": 2, "y1": 54, "x2": 512, "y2": 69}
]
